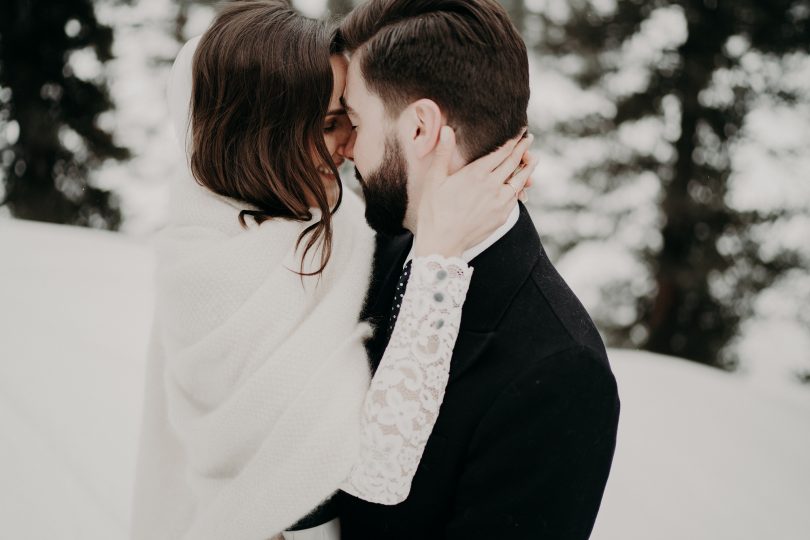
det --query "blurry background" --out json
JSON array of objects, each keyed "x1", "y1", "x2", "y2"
[{"x1": 1, "y1": 1, "x2": 809, "y2": 539}]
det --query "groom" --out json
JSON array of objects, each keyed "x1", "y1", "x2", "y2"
[{"x1": 335, "y1": 1, "x2": 620, "y2": 539}]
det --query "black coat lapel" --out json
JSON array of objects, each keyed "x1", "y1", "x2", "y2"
[
  {"x1": 363, "y1": 203, "x2": 542, "y2": 380},
  {"x1": 447, "y1": 203, "x2": 542, "y2": 382},
  {"x1": 362, "y1": 231, "x2": 413, "y2": 373},
  {"x1": 459, "y1": 203, "x2": 541, "y2": 332}
]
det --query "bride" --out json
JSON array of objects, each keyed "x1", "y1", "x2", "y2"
[{"x1": 129, "y1": 2, "x2": 535, "y2": 540}]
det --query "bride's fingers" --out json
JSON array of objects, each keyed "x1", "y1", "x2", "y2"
[
  {"x1": 466, "y1": 127, "x2": 527, "y2": 175},
  {"x1": 518, "y1": 189, "x2": 529, "y2": 203},
  {"x1": 520, "y1": 150, "x2": 536, "y2": 189},
  {"x1": 501, "y1": 152, "x2": 538, "y2": 202},
  {"x1": 498, "y1": 182, "x2": 520, "y2": 206},
  {"x1": 511, "y1": 152, "x2": 538, "y2": 190},
  {"x1": 525, "y1": 167, "x2": 535, "y2": 188},
  {"x1": 491, "y1": 134, "x2": 534, "y2": 184}
]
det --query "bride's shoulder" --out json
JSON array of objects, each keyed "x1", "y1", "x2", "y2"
[
  {"x1": 336, "y1": 188, "x2": 367, "y2": 224},
  {"x1": 335, "y1": 188, "x2": 374, "y2": 242},
  {"x1": 339, "y1": 186, "x2": 362, "y2": 208}
]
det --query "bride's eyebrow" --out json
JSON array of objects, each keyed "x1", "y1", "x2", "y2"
[{"x1": 325, "y1": 107, "x2": 346, "y2": 117}]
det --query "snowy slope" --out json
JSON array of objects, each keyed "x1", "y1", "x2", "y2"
[
  {"x1": 1, "y1": 219, "x2": 808, "y2": 540},
  {"x1": 592, "y1": 350, "x2": 810, "y2": 540},
  {"x1": 0, "y1": 220, "x2": 153, "y2": 540}
]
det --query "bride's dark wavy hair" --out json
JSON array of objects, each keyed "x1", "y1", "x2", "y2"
[{"x1": 190, "y1": 0, "x2": 343, "y2": 276}]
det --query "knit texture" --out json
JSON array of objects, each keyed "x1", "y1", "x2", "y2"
[{"x1": 129, "y1": 174, "x2": 376, "y2": 540}]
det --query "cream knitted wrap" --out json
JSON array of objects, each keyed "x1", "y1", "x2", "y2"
[{"x1": 130, "y1": 172, "x2": 376, "y2": 540}]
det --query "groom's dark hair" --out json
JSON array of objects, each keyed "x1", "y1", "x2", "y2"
[{"x1": 336, "y1": 0, "x2": 529, "y2": 160}]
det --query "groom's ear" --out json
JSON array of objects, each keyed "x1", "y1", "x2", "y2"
[{"x1": 402, "y1": 99, "x2": 444, "y2": 159}]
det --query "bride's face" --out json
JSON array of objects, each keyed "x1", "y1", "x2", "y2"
[{"x1": 314, "y1": 55, "x2": 353, "y2": 188}]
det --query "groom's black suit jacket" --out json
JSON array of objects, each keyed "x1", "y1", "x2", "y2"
[{"x1": 337, "y1": 203, "x2": 620, "y2": 540}]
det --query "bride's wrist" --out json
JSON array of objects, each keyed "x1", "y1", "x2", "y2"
[
  {"x1": 413, "y1": 211, "x2": 467, "y2": 258},
  {"x1": 412, "y1": 235, "x2": 464, "y2": 259}
]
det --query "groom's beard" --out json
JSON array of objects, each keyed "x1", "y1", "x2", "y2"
[{"x1": 355, "y1": 136, "x2": 409, "y2": 236}]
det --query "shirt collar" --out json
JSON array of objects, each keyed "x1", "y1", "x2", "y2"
[{"x1": 404, "y1": 203, "x2": 521, "y2": 267}]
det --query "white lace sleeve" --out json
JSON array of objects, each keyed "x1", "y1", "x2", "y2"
[{"x1": 340, "y1": 255, "x2": 473, "y2": 505}]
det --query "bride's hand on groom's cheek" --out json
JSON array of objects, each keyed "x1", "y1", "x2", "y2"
[
  {"x1": 516, "y1": 149, "x2": 537, "y2": 203},
  {"x1": 413, "y1": 126, "x2": 538, "y2": 259}
]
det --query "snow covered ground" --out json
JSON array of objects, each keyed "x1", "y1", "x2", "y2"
[
  {"x1": 1, "y1": 219, "x2": 809, "y2": 540},
  {"x1": 0, "y1": 220, "x2": 153, "y2": 539}
]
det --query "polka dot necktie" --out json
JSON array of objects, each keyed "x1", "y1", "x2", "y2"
[{"x1": 388, "y1": 259, "x2": 413, "y2": 337}]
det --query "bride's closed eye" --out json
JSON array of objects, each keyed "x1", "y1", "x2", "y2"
[{"x1": 324, "y1": 113, "x2": 352, "y2": 134}]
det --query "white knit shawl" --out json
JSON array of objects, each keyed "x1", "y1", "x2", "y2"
[{"x1": 129, "y1": 171, "x2": 376, "y2": 540}]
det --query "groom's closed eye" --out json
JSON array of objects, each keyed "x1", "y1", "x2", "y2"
[
  {"x1": 340, "y1": 97, "x2": 358, "y2": 121},
  {"x1": 339, "y1": 98, "x2": 360, "y2": 134}
]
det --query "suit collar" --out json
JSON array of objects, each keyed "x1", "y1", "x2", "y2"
[
  {"x1": 443, "y1": 203, "x2": 541, "y2": 383},
  {"x1": 364, "y1": 203, "x2": 541, "y2": 382},
  {"x1": 459, "y1": 202, "x2": 541, "y2": 332},
  {"x1": 402, "y1": 204, "x2": 521, "y2": 266},
  {"x1": 367, "y1": 203, "x2": 542, "y2": 334}
]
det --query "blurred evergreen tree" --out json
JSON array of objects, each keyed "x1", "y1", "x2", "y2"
[
  {"x1": 174, "y1": 0, "x2": 193, "y2": 43},
  {"x1": 534, "y1": 0, "x2": 810, "y2": 367},
  {"x1": 0, "y1": 0, "x2": 130, "y2": 229},
  {"x1": 500, "y1": 0, "x2": 527, "y2": 33},
  {"x1": 174, "y1": 0, "x2": 219, "y2": 43}
]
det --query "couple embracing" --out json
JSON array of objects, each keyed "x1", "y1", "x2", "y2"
[{"x1": 130, "y1": 1, "x2": 620, "y2": 539}]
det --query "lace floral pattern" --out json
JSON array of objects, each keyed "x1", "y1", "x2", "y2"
[{"x1": 340, "y1": 255, "x2": 473, "y2": 504}]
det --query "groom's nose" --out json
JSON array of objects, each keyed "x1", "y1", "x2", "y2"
[{"x1": 339, "y1": 130, "x2": 356, "y2": 161}]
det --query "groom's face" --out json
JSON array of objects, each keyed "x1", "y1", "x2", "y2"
[
  {"x1": 354, "y1": 134, "x2": 409, "y2": 235},
  {"x1": 340, "y1": 56, "x2": 411, "y2": 235}
]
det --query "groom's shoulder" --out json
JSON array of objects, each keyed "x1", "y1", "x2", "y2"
[
  {"x1": 495, "y1": 246, "x2": 618, "y2": 413},
  {"x1": 466, "y1": 205, "x2": 608, "y2": 363},
  {"x1": 526, "y1": 247, "x2": 606, "y2": 355},
  {"x1": 507, "y1": 240, "x2": 617, "y2": 403}
]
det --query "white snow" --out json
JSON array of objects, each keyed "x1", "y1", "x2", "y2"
[
  {"x1": 0, "y1": 219, "x2": 153, "y2": 539},
  {"x1": 1, "y1": 219, "x2": 808, "y2": 540},
  {"x1": 592, "y1": 350, "x2": 810, "y2": 540}
]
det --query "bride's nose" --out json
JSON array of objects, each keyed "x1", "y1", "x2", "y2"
[{"x1": 339, "y1": 130, "x2": 356, "y2": 161}]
